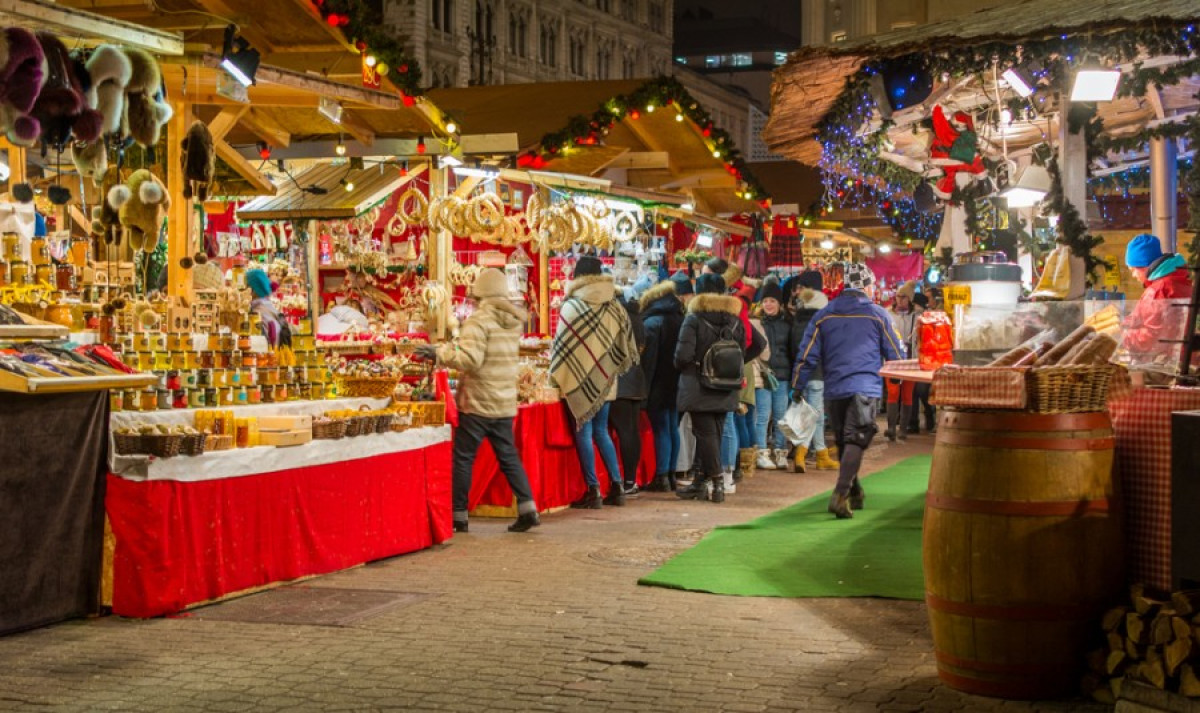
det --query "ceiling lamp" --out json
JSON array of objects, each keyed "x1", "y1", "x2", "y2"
[
  {"x1": 1001, "y1": 164, "x2": 1052, "y2": 207},
  {"x1": 1002, "y1": 66, "x2": 1036, "y2": 98},
  {"x1": 221, "y1": 25, "x2": 260, "y2": 87},
  {"x1": 1070, "y1": 69, "x2": 1121, "y2": 102},
  {"x1": 334, "y1": 138, "x2": 347, "y2": 157},
  {"x1": 820, "y1": 236, "x2": 835, "y2": 250},
  {"x1": 342, "y1": 179, "x2": 355, "y2": 192}
]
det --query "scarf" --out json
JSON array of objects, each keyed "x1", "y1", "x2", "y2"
[{"x1": 550, "y1": 289, "x2": 637, "y2": 427}]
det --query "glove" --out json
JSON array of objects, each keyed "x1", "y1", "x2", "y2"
[
  {"x1": 791, "y1": 388, "x2": 805, "y2": 404},
  {"x1": 413, "y1": 344, "x2": 438, "y2": 362}
]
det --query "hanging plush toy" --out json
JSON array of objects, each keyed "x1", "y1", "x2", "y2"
[
  {"x1": 181, "y1": 120, "x2": 215, "y2": 200},
  {"x1": 929, "y1": 105, "x2": 987, "y2": 201},
  {"x1": 122, "y1": 48, "x2": 172, "y2": 147},
  {"x1": 108, "y1": 169, "x2": 170, "y2": 251},
  {"x1": 0, "y1": 28, "x2": 47, "y2": 146},
  {"x1": 32, "y1": 33, "x2": 103, "y2": 151},
  {"x1": 84, "y1": 44, "x2": 133, "y2": 136}
]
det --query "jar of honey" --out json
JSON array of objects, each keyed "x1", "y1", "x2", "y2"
[
  {"x1": 173, "y1": 389, "x2": 188, "y2": 409},
  {"x1": 109, "y1": 390, "x2": 124, "y2": 412},
  {"x1": 139, "y1": 388, "x2": 158, "y2": 411},
  {"x1": 199, "y1": 351, "x2": 215, "y2": 369},
  {"x1": 2, "y1": 233, "x2": 20, "y2": 261},
  {"x1": 34, "y1": 263, "x2": 51, "y2": 285},
  {"x1": 237, "y1": 335, "x2": 251, "y2": 351},
  {"x1": 236, "y1": 386, "x2": 248, "y2": 406},
  {"x1": 29, "y1": 238, "x2": 49, "y2": 266},
  {"x1": 69, "y1": 239, "x2": 90, "y2": 268},
  {"x1": 188, "y1": 388, "x2": 206, "y2": 408},
  {"x1": 0, "y1": 260, "x2": 8, "y2": 287},
  {"x1": 156, "y1": 389, "x2": 171, "y2": 410},
  {"x1": 247, "y1": 385, "x2": 262, "y2": 404},
  {"x1": 9, "y1": 260, "x2": 30, "y2": 285},
  {"x1": 219, "y1": 387, "x2": 234, "y2": 406},
  {"x1": 55, "y1": 264, "x2": 77, "y2": 291}
]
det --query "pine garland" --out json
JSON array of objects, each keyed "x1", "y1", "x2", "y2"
[
  {"x1": 1043, "y1": 157, "x2": 1111, "y2": 284},
  {"x1": 1185, "y1": 121, "x2": 1200, "y2": 266},
  {"x1": 316, "y1": 0, "x2": 423, "y2": 96}
]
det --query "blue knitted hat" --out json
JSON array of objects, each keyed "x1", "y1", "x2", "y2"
[
  {"x1": 246, "y1": 268, "x2": 272, "y2": 298},
  {"x1": 1125, "y1": 234, "x2": 1163, "y2": 268}
]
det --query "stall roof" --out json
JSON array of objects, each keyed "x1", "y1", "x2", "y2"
[
  {"x1": 237, "y1": 163, "x2": 428, "y2": 221},
  {"x1": 0, "y1": 0, "x2": 183, "y2": 54},
  {"x1": 765, "y1": 0, "x2": 1200, "y2": 164}
]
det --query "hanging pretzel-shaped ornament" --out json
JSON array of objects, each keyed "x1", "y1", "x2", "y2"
[
  {"x1": 397, "y1": 188, "x2": 429, "y2": 226},
  {"x1": 611, "y1": 211, "x2": 638, "y2": 242}
]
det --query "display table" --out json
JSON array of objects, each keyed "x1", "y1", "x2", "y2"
[
  {"x1": 879, "y1": 359, "x2": 934, "y2": 384},
  {"x1": 1109, "y1": 387, "x2": 1200, "y2": 593},
  {"x1": 106, "y1": 425, "x2": 453, "y2": 618},
  {"x1": 468, "y1": 401, "x2": 656, "y2": 513}
]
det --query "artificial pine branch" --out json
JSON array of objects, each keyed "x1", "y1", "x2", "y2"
[{"x1": 1043, "y1": 157, "x2": 1111, "y2": 285}]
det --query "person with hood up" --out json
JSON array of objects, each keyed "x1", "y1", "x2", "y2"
[
  {"x1": 414, "y1": 268, "x2": 539, "y2": 534},
  {"x1": 549, "y1": 256, "x2": 638, "y2": 510},
  {"x1": 792, "y1": 263, "x2": 904, "y2": 519},
  {"x1": 753, "y1": 279, "x2": 802, "y2": 470},
  {"x1": 674, "y1": 273, "x2": 763, "y2": 504},
  {"x1": 639, "y1": 277, "x2": 686, "y2": 491},
  {"x1": 884, "y1": 280, "x2": 923, "y2": 441},
  {"x1": 1123, "y1": 234, "x2": 1195, "y2": 362},
  {"x1": 789, "y1": 270, "x2": 839, "y2": 473}
]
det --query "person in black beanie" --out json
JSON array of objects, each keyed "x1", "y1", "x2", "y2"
[{"x1": 753, "y1": 279, "x2": 801, "y2": 469}]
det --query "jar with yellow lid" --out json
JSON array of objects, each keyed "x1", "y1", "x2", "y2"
[{"x1": 9, "y1": 260, "x2": 30, "y2": 285}]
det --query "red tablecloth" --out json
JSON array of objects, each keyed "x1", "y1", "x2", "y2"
[
  {"x1": 468, "y1": 401, "x2": 656, "y2": 511},
  {"x1": 106, "y1": 440, "x2": 453, "y2": 618},
  {"x1": 1109, "y1": 387, "x2": 1200, "y2": 593}
]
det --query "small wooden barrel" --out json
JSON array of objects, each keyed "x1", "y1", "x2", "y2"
[{"x1": 925, "y1": 410, "x2": 1124, "y2": 699}]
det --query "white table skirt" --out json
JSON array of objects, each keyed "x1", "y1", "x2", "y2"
[
  {"x1": 110, "y1": 397, "x2": 389, "y2": 431},
  {"x1": 110, "y1": 425, "x2": 452, "y2": 483}
]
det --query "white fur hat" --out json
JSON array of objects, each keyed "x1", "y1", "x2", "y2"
[{"x1": 85, "y1": 45, "x2": 133, "y2": 135}]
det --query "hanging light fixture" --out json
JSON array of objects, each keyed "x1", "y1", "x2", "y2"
[
  {"x1": 1001, "y1": 163, "x2": 1052, "y2": 207},
  {"x1": 334, "y1": 134, "x2": 347, "y2": 157},
  {"x1": 342, "y1": 178, "x2": 355, "y2": 192},
  {"x1": 1070, "y1": 68, "x2": 1121, "y2": 102},
  {"x1": 820, "y1": 236, "x2": 835, "y2": 250},
  {"x1": 416, "y1": 136, "x2": 426, "y2": 154},
  {"x1": 878, "y1": 243, "x2": 892, "y2": 254},
  {"x1": 221, "y1": 24, "x2": 260, "y2": 87},
  {"x1": 444, "y1": 119, "x2": 458, "y2": 134}
]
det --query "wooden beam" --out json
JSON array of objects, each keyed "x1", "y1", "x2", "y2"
[
  {"x1": 284, "y1": 0, "x2": 359, "y2": 54},
  {"x1": 603, "y1": 151, "x2": 667, "y2": 170},
  {"x1": 0, "y1": 0, "x2": 184, "y2": 55},
  {"x1": 215, "y1": 137, "x2": 277, "y2": 196},
  {"x1": 241, "y1": 109, "x2": 291, "y2": 148},
  {"x1": 190, "y1": 0, "x2": 277, "y2": 52},
  {"x1": 1145, "y1": 88, "x2": 1167, "y2": 120},
  {"x1": 206, "y1": 105, "x2": 248, "y2": 142},
  {"x1": 620, "y1": 117, "x2": 680, "y2": 175},
  {"x1": 196, "y1": 54, "x2": 401, "y2": 109},
  {"x1": 167, "y1": 100, "x2": 193, "y2": 298},
  {"x1": 338, "y1": 111, "x2": 375, "y2": 147},
  {"x1": 0, "y1": 138, "x2": 26, "y2": 186}
]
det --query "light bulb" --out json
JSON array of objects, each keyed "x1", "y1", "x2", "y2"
[
  {"x1": 344, "y1": 180, "x2": 355, "y2": 192},
  {"x1": 445, "y1": 121, "x2": 458, "y2": 134},
  {"x1": 646, "y1": 104, "x2": 655, "y2": 112},
  {"x1": 365, "y1": 54, "x2": 378, "y2": 67},
  {"x1": 335, "y1": 142, "x2": 347, "y2": 156},
  {"x1": 712, "y1": 150, "x2": 721, "y2": 158},
  {"x1": 675, "y1": 113, "x2": 684, "y2": 122}
]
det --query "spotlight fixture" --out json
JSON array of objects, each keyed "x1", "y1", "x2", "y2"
[
  {"x1": 1002, "y1": 65, "x2": 1037, "y2": 98},
  {"x1": 1001, "y1": 163, "x2": 1052, "y2": 207},
  {"x1": 878, "y1": 243, "x2": 892, "y2": 254},
  {"x1": 1070, "y1": 68, "x2": 1121, "y2": 102},
  {"x1": 221, "y1": 24, "x2": 260, "y2": 87}
]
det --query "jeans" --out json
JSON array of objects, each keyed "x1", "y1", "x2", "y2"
[
  {"x1": 647, "y1": 406, "x2": 680, "y2": 475},
  {"x1": 721, "y1": 411, "x2": 737, "y2": 469},
  {"x1": 608, "y1": 399, "x2": 643, "y2": 486},
  {"x1": 574, "y1": 401, "x2": 622, "y2": 487},
  {"x1": 754, "y1": 381, "x2": 790, "y2": 450},
  {"x1": 452, "y1": 413, "x2": 534, "y2": 521},
  {"x1": 804, "y1": 379, "x2": 827, "y2": 452},
  {"x1": 736, "y1": 404, "x2": 755, "y2": 449},
  {"x1": 689, "y1": 411, "x2": 725, "y2": 478}
]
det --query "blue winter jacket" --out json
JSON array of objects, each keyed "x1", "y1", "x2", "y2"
[{"x1": 791, "y1": 290, "x2": 905, "y2": 400}]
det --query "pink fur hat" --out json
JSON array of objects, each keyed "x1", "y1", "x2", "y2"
[
  {"x1": 0, "y1": 28, "x2": 47, "y2": 145},
  {"x1": 33, "y1": 32, "x2": 103, "y2": 149}
]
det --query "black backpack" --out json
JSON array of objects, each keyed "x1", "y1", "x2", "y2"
[{"x1": 697, "y1": 319, "x2": 744, "y2": 391}]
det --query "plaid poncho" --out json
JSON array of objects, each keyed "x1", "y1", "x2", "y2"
[{"x1": 549, "y1": 274, "x2": 637, "y2": 427}]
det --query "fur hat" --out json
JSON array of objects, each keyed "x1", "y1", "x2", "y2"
[
  {"x1": 722, "y1": 262, "x2": 744, "y2": 288},
  {"x1": 0, "y1": 28, "x2": 47, "y2": 146},
  {"x1": 72, "y1": 140, "x2": 108, "y2": 184},
  {"x1": 114, "y1": 169, "x2": 170, "y2": 251},
  {"x1": 573, "y1": 255, "x2": 603, "y2": 277},
  {"x1": 843, "y1": 262, "x2": 876, "y2": 291},
  {"x1": 32, "y1": 33, "x2": 103, "y2": 150},
  {"x1": 85, "y1": 45, "x2": 133, "y2": 136},
  {"x1": 798, "y1": 269, "x2": 823, "y2": 291},
  {"x1": 181, "y1": 120, "x2": 215, "y2": 200},
  {"x1": 695, "y1": 273, "x2": 726, "y2": 295},
  {"x1": 122, "y1": 48, "x2": 172, "y2": 147},
  {"x1": 896, "y1": 280, "x2": 917, "y2": 300},
  {"x1": 471, "y1": 268, "x2": 509, "y2": 300}
]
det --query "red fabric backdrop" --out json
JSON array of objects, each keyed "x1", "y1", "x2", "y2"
[
  {"x1": 107, "y1": 442, "x2": 452, "y2": 618},
  {"x1": 468, "y1": 401, "x2": 656, "y2": 511}
]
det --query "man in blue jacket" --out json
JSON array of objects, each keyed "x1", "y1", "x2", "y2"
[{"x1": 791, "y1": 263, "x2": 904, "y2": 519}]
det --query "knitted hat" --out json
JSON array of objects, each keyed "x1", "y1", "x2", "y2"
[
  {"x1": 759, "y1": 281, "x2": 784, "y2": 304},
  {"x1": 695, "y1": 273, "x2": 726, "y2": 295},
  {"x1": 912, "y1": 292, "x2": 930, "y2": 309},
  {"x1": 471, "y1": 267, "x2": 509, "y2": 299},
  {"x1": 625, "y1": 273, "x2": 654, "y2": 301},
  {"x1": 704, "y1": 257, "x2": 729, "y2": 276},
  {"x1": 1125, "y1": 234, "x2": 1163, "y2": 268},
  {"x1": 896, "y1": 280, "x2": 917, "y2": 300},
  {"x1": 573, "y1": 255, "x2": 603, "y2": 277},
  {"x1": 668, "y1": 270, "x2": 694, "y2": 296},
  {"x1": 246, "y1": 268, "x2": 272, "y2": 298},
  {"x1": 797, "y1": 269, "x2": 823, "y2": 291},
  {"x1": 843, "y1": 263, "x2": 876, "y2": 291}
]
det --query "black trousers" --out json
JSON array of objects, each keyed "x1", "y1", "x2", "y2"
[
  {"x1": 826, "y1": 395, "x2": 880, "y2": 495},
  {"x1": 688, "y1": 411, "x2": 725, "y2": 479},
  {"x1": 911, "y1": 382, "x2": 935, "y2": 430},
  {"x1": 452, "y1": 412, "x2": 534, "y2": 517},
  {"x1": 608, "y1": 398, "x2": 643, "y2": 486}
]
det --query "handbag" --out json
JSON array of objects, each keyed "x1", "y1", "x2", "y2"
[{"x1": 757, "y1": 361, "x2": 780, "y2": 391}]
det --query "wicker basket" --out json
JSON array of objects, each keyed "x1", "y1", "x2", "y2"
[
  {"x1": 143, "y1": 434, "x2": 183, "y2": 458},
  {"x1": 374, "y1": 413, "x2": 393, "y2": 434},
  {"x1": 180, "y1": 433, "x2": 207, "y2": 457},
  {"x1": 207, "y1": 433, "x2": 235, "y2": 451},
  {"x1": 1027, "y1": 365, "x2": 1115, "y2": 414},
  {"x1": 312, "y1": 419, "x2": 347, "y2": 440},
  {"x1": 335, "y1": 376, "x2": 401, "y2": 399},
  {"x1": 411, "y1": 401, "x2": 446, "y2": 427},
  {"x1": 113, "y1": 432, "x2": 143, "y2": 455}
]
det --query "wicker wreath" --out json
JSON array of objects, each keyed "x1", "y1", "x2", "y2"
[
  {"x1": 397, "y1": 188, "x2": 429, "y2": 226},
  {"x1": 611, "y1": 211, "x2": 638, "y2": 241}
]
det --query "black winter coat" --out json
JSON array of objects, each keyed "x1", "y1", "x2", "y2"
[
  {"x1": 792, "y1": 293, "x2": 828, "y2": 381},
  {"x1": 639, "y1": 283, "x2": 684, "y2": 412},
  {"x1": 674, "y1": 293, "x2": 761, "y2": 414},
  {"x1": 759, "y1": 311, "x2": 801, "y2": 380},
  {"x1": 615, "y1": 294, "x2": 647, "y2": 400}
]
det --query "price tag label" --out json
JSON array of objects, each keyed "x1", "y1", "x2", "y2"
[{"x1": 944, "y1": 284, "x2": 972, "y2": 315}]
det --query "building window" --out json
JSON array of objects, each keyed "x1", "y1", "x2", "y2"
[
  {"x1": 622, "y1": 52, "x2": 637, "y2": 79},
  {"x1": 620, "y1": 0, "x2": 636, "y2": 22},
  {"x1": 674, "y1": 56, "x2": 686, "y2": 65},
  {"x1": 775, "y1": 51, "x2": 788, "y2": 65},
  {"x1": 704, "y1": 55, "x2": 724, "y2": 68},
  {"x1": 831, "y1": 30, "x2": 847, "y2": 43},
  {"x1": 595, "y1": 0, "x2": 611, "y2": 10},
  {"x1": 475, "y1": 0, "x2": 494, "y2": 40},
  {"x1": 648, "y1": 2, "x2": 663, "y2": 32},
  {"x1": 432, "y1": 0, "x2": 455, "y2": 33},
  {"x1": 731, "y1": 53, "x2": 752, "y2": 67},
  {"x1": 569, "y1": 35, "x2": 587, "y2": 76},
  {"x1": 597, "y1": 44, "x2": 612, "y2": 79},
  {"x1": 509, "y1": 12, "x2": 528, "y2": 57},
  {"x1": 540, "y1": 24, "x2": 558, "y2": 66}
]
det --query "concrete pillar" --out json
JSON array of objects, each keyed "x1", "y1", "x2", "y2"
[
  {"x1": 1057, "y1": 96, "x2": 1088, "y2": 300},
  {"x1": 801, "y1": 0, "x2": 825, "y2": 46},
  {"x1": 1149, "y1": 136, "x2": 1178, "y2": 253}
]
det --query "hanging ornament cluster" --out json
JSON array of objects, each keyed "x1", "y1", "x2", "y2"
[{"x1": 309, "y1": 0, "x2": 423, "y2": 97}]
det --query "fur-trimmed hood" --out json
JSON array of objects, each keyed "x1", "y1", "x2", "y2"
[
  {"x1": 565, "y1": 273, "x2": 615, "y2": 304},
  {"x1": 638, "y1": 280, "x2": 676, "y2": 311},
  {"x1": 722, "y1": 263, "x2": 744, "y2": 287},
  {"x1": 800, "y1": 288, "x2": 828, "y2": 310},
  {"x1": 688, "y1": 292, "x2": 741, "y2": 316},
  {"x1": 477, "y1": 296, "x2": 525, "y2": 330}
]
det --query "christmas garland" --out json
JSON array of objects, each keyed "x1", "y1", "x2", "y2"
[
  {"x1": 1043, "y1": 157, "x2": 1111, "y2": 285},
  {"x1": 1185, "y1": 121, "x2": 1200, "y2": 266},
  {"x1": 312, "y1": 0, "x2": 423, "y2": 97},
  {"x1": 520, "y1": 76, "x2": 768, "y2": 203}
]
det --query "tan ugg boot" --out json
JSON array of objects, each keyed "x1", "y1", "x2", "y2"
[
  {"x1": 738, "y1": 448, "x2": 756, "y2": 479},
  {"x1": 815, "y1": 448, "x2": 840, "y2": 470}
]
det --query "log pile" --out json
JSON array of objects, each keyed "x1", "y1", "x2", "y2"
[{"x1": 1083, "y1": 586, "x2": 1200, "y2": 704}]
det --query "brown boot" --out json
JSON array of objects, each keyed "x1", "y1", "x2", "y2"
[
  {"x1": 738, "y1": 448, "x2": 756, "y2": 479},
  {"x1": 828, "y1": 492, "x2": 853, "y2": 519}
]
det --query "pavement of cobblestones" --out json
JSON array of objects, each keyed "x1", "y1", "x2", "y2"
[{"x1": 0, "y1": 433, "x2": 1108, "y2": 712}]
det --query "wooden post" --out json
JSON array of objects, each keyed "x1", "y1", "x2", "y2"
[
  {"x1": 166, "y1": 99, "x2": 193, "y2": 298},
  {"x1": 0, "y1": 138, "x2": 27, "y2": 186},
  {"x1": 1058, "y1": 96, "x2": 1089, "y2": 300},
  {"x1": 306, "y1": 219, "x2": 320, "y2": 328}
]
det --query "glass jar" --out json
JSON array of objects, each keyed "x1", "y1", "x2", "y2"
[
  {"x1": 236, "y1": 386, "x2": 248, "y2": 406},
  {"x1": 0, "y1": 260, "x2": 7, "y2": 287},
  {"x1": 99, "y1": 315, "x2": 116, "y2": 344},
  {"x1": 9, "y1": 260, "x2": 30, "y2": 285},
  {"x1": 2, "y1": 233, "x2": 20, "y2": 261},
  {"x1": 139, "y1": 389, "x2": 158, "y2": 411},
  {"x1": 170, "y1": 351, "x2": 188, "y2": 370},
  {"x1": 235, "y1": 418, "x2": 250, "y2": 448},
  {"x1": 109, "y1": 390, "x2": 124, "y2": 412},
  {"x1": 219, "y1": 387, "x2": 234, "y2": 406},
  {"x1": 55, "y1": 264, "x2": 77, "y2": 291},
  {"x1": 247, "y1": 385, "x2": 262, "y2": 404},
  {"x1": 188, "y1": 388, "x2": 206, "y2": 408},
  {"x1": 69, "y1": 238, "x2": 90, "y2": 268},
  {"x1": 124, "y1": 389, "x2": 141, "y2": 411},
  {"x1": 173, "y1": 389, "x2": 188, "y2": 409},
  {"x1": 181, "y1": 370, "x2": 197, "y2": 388},
  {"x1": 216, "y1": 351, "x2": 232, "y2": 369},
  {"x1": 230, "y1": 351, "x2": 243, "y2": 368},
  {"x1": 237, "y1": 335, "x2": 251, "y2": 351},
  {"x1": 196, "y1": 368, "x2": 212, "y2": 387},
  {"x1": 156, "y1": 389, "x2": 171, "y2": 410},
  {"x1": 204, "y1": 387, "x2": 218, "y2": 408},
  {"x1": 33, "y1": 263, "x2": 52, "y2": 286},
  {"x1": 167, "y1": 333, "x2": 189, "y2": 352},
  {"x1": 29, "y1": 237, "x2": 48, "y2": 265},
  {"x1": 149, "y1": 331, "x2": 166, "y2": 352},
  {"x1": 242, "y1": 352, "x2": 257, "y2": 368},
  {"x1": 308, "y1": 383, "x2": 324, "y2": 401},
  {"x1": 153, "y1": 351, "x2": 170, "y2": 371},
  {"x1": 275, "y1": 383, "x2": 288, "y2": 401},
  {"x1": 228, "y1": 369, "x2": 242, "y2": 386},
  {"x1": 199, "y1": 351, "x2": 215, "y2": 369}
]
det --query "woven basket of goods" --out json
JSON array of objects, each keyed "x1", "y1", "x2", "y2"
[
  {"x1": 143, "y1": 433, "x2": 183, "y2": 458},
  {"x1": 113, "y1": 431, "x2": 143, "y2": 455},
  {"x1": 335, "y1": 376, "x2": 401, "y2": 399},
  {"x1": 373, "y1": 413, "x2": 393, "y2": 434},
  {"x1": 1028, "y1": 365, "x2": 1115, "y2": 414},
  {"x1": 312, "y1": 418, "x2": 347, "y2": 440},
  {"x1": 206, "y1": 433, "x2": 235, "y2": 451},
  {"x1": 180, "y1": 432, "x2": 207, "y2": 456}
]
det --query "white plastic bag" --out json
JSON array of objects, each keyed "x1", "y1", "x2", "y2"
[{"x1": 778, "y1": 399, "x2": 819, "y2": 446}]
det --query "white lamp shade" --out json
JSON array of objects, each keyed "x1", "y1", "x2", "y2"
[
  {"x1": 1070, "y1": 70, "x2": 1121, "y2": 102},
  {"x1": 1002, "y1": 164, "x2": 1052, "y2": 207},
  {"x1": 1002, "y1": 67, "x2": 1034, "y2": 98}
]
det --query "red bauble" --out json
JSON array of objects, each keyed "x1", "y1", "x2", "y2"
[
  {"x1": 402, "y1": 94, "x2": 416, "y2": 107},
  {"x1": 339, "y1": 15, "x2": 350, "y2": 26},
  {"x1": 629, "y1": 109, "x2": 640, "y2": 120},
  {"x1": 355, "y1": 40, "x2": 367, "y2": 51},
  {"x1": 399, "y1": 64, "x2": 409, "y2": 73},
  {"x1": 326, "y1": 13, "x2": 340, "y2": 26}
]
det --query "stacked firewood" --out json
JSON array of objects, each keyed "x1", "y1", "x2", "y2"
[{"x1": 1084, "y1": 585, "x2": 1200, "y2": 704}]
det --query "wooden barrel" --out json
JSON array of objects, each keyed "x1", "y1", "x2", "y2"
[{"x1": 925, "y1": 410, "x2": 1124, "y2": 700}]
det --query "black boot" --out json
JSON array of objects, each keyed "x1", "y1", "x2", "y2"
[
  {"x1": 603, "y1": 481, "x2": 626, "y2": 506},
  {"x1": 571, "y1": 486, "x2": 603, "y2": 509},
  {"x1": 675, "y1": 474, "x2": 709, "y2": 500},
  {"x1": 885, "y1": 402, "x2": 899, "y2": 441},
  {"x1": 710, "y1": 474, "x2": 725, "y2": 504},
  {"x1": 644, "y1": 474, "x2": 671, "y2": 492},
  {"x1": 828, "y1": 492, "x2": 853, "y2": 519},
  {"x1": 453, "y1": 519, "x2": 469, "y2": 533},
  {"x1": 848, "y1": 485, "x2": 865, "y2": 511},
  {"x1": 898, "y1": 406, "x2": 911, "y2": 441},
  {"x1": 508, "y1": 511, "x2": 541, "y2": 532}
]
